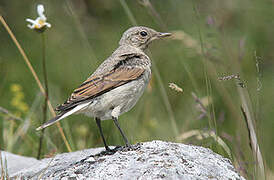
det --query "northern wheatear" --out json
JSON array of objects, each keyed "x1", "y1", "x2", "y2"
[{"x1": 37, "y1": 26, "x2": 171, "y2": 151}]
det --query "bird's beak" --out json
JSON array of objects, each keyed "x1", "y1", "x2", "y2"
[{"x1": 157, "y1": 32, "x2": 172, "y2": 38}]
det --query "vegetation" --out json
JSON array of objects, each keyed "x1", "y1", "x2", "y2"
[{"x1": 1, "y1": 0, "x2": 273, "y2": 179}]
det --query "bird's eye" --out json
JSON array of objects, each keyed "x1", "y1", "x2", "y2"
[{"x1": 140, "y1": 31, "x2": 148, "y2": 37}]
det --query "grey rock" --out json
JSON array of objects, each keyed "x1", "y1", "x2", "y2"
[
  {"x1": 7, "y1": 141, "x2": 245, "y2": 180},
  {"x1": 0, "y1": 151, "x2": 40, "y2": 176}
]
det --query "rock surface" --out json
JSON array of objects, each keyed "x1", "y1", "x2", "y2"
[
  {"x1": 0, "y1": 151, "x2": 40, "y2": 175},
  {"x1": 2, "y1": 141, "x2": 245, "y2": 180}
]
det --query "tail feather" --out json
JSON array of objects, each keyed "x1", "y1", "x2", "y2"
[
  {"x1": 36, "y1": 113, "x2": 64, "y2": 130},
  {"x1": 36, "y1": 102, "x2": 90, "y2": 130}
]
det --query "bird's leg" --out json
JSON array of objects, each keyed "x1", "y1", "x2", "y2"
[
  {"x1": 95, "y1": 117, "x2": 111, "y2": 151},
  {"x1": 112, "y1": 116, "x2": 130, "y2": 147}
]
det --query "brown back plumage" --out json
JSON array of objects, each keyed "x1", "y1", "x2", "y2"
[{"x1": 55, "y1": 54, "x2": 146, "y2": 112}]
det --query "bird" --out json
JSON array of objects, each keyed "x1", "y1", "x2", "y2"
[{"x1": 36, "y1": 26, "x2": 171, "y2": 151}]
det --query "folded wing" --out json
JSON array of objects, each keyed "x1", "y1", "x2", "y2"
[{"x1": 55, "y1": 59, "x2": 145, "y2": 113}]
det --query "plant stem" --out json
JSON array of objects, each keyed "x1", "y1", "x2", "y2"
[{"x1": 37, "y1": 33, "x2": 48, "y2": 159}]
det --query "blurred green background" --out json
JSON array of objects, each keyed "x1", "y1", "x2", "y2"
[{"x1": 1, "y1": 0, "x2": 274, "y2": 179}]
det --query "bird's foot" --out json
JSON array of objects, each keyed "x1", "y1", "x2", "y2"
[
  {"x1": 95, "y1": 143, "x2": 143, "y2": 157},
  {"x1": 116, "y1": 142, "x2": 142, "y2": 152},
  {"x1": 98, "y1": 146, "x2": 118, "y2": 155}
]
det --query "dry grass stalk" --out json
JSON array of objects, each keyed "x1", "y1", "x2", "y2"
[
  {"x1": 171, "y1": 30, "x2": 202, "y2": 54},
  {"x1": 138, "y1": 0, "x2": 167, "y2": 30},
  {"x1": 218, "y1": 74, "x2": 240, "y2": 81},
  {"x1": 218, "y1": 74, "x2": 246, "y2": 88},
  {"x1": 191, "y1": 92, "x2": 208, "y2": 120},
  {"x1": 169, "y1": 83, "x2": 183, "y2": 93},
  {"x1": 0, "y1": 107, "x2": 23, "y2": 121},
  {"x1": 240, "y1": 106, "x2": 265, "y2": 179},
  {"x1": 0, "y1": 152, "x2": 10, "y2": 180},
  {"x1": 0, "y1": 15, "x2": 72, "y2": 152},
  {"x1": 177, "y1": 129, "x2": 232, "y2": 159}
]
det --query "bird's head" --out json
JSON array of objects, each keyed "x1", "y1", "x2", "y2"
[{"x1": 119, "y1": 26, "x2": 171, "y2": 50}]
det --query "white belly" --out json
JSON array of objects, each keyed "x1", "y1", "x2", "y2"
[{"x1": 80, "y1": 70, "x2": 150, "y2": 120}]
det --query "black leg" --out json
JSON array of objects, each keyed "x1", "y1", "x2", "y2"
[
  {"x1": 95, "y1": 117, "x2": 110, "y2": 151},
  {"x1": 112, "y1": 116, "x2": 130, "y2": 146}
]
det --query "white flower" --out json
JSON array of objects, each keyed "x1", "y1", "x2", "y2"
[{"x1": 26, "y1": 4, "x2": 51, "y2": 30}]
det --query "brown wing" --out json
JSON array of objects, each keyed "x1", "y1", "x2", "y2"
[{"x1": 55, "y1": 66, "x2": 145, "y2": 112}]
